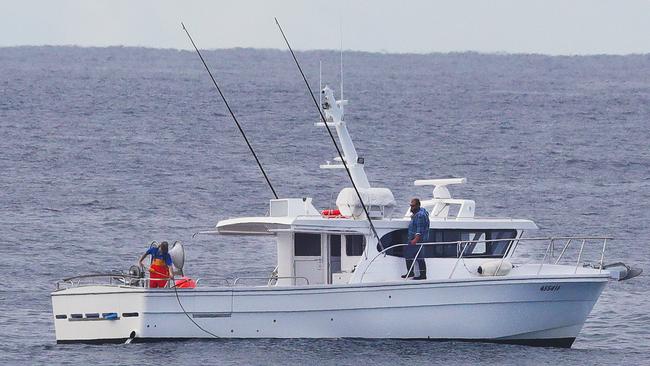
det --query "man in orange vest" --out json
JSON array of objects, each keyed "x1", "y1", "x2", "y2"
[{"x1": 138, "y1": 241, "x2": 174, "y2": 288}]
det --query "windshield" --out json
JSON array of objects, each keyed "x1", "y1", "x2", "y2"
[{"x1": 379, "y1": 229, "x2": 518, "y2": 258}]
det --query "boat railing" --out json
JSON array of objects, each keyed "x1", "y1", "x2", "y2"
[
  {"x1": 56, "y1": 272, "x2": 310, "y2": 290},
  {"x1": 360, "y1": 236, "x2": 612, "y2": 282},
  {"x1": 56, "y1": 273, "x2": 148, "y2": 290},
  {"x1": 232, "y1": 276, "x2": 309, "y2": 286}
]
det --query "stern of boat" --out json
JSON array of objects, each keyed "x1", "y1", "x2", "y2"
[{"x1": 51, "y1": 285, "x2": 146, "y2": 344}]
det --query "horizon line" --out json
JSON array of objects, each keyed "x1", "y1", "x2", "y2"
[{"x1": 2, "y1": 44, "x2": 650, "y2": 58}]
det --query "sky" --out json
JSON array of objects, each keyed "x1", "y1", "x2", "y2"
[{"x1": 2, "y1": 0, "x2": 650, "y2": 55}]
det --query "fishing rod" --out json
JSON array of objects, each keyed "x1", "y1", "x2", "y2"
[
  {"x1": 179, "y1": 22, "x2": 278, "y2": 340},
  {"x1": 274, "y1": 18, "x2": 382, "y2": 248},
  {"x1": 181, "y1": 22, "x2": 279, "y2": 200}
]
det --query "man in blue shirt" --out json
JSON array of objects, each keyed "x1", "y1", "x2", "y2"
[
  {"x1": 138, "y1": 241, "x2": 174, "y2": 288},
  {"x1": 402, "y1": 198, "x2": 429, "y2": 280}
]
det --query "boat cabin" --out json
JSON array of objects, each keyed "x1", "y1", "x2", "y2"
[{"x1": 215, "y1": 196, "x2": 537, "y2": 286}]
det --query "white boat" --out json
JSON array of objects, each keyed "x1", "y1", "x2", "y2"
[{"x1": 51, "y1": 84, "x2": 639, "y2": 347}]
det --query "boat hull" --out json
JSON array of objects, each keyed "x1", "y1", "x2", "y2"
[{"x1": 51, "y1": 276, "x2": 607, "y2": 347}]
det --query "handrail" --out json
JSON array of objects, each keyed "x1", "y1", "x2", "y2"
[
  {"x1": 58, "y1": 236, "x2": 613, "y2": 289},
  {"x1": 404, "y1": 244, "x2": 425, "y2": 280},
  {"x1": 493, "y1": 237, "x2": 520, "y2": 277},
  {"x1": 57, "y1": 272, "x2": 312, "y2": 289},
  {"x1": 268, "y1": 265, "x2": 279, "y2": 286},
  {"x1": 56, "y1": 273, "x2": 230, "y2": 290},
  {"x1": 536, "y1": 239, "x2": 552, "y2": 275},
  {"x1": 56, "y1": 273, "x2": 147, "y2": 290},
  {"x1": 574, "y1": 239, "x2": 587, "y2": 274},
  {"x1": 554, "y1": 239, "x2": 573, "y2": 264},
  {"x1": 233, "y1": 276, "x2": 309, "y2": 286},
  {"x1": 359, "y1": 236, "x2": 612, "y2": 283},
  {"x1": 448, "y1": 241, "x2": 469, "y2": 279},
  {"x1": 360, "y1": 241, "x2": 485, "y2": 283},
  {"x1": 599, "y1": 238, "x2": 608, "y2": 274},
  {"x1": 61, "y1": 273, "x2": 139, "y2": 282}
]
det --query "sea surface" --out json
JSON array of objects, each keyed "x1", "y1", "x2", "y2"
[{"x1": 1, "y1": 46, "x2": 649, "y2": 365}]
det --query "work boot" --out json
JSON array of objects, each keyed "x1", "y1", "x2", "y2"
[{"x1": 402, "y1": 259, "x2": 415, "y2": 278}]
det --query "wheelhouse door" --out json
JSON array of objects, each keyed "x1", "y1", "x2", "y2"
[
  {"x1": 293, "y1": 233, "x2": 324, "y2": 285},
  {"x1": 328, "y1": 234, "x2": 342, "y2": 284}
]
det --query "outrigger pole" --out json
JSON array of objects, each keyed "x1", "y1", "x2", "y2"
[
  {"x1": 181, "y1": 22, "x2": 279, "y2": 199},
  {"x1": 274, "y1": 18, "x2": 382, "y2": 248}
]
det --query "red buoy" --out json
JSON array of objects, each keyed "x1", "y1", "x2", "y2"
[
  {"x1": 321, "y1": 209, "x2": 343, "y2": 217},
  {"x1": 174, "y1": 277, "x2": 197, "y2": 288}
]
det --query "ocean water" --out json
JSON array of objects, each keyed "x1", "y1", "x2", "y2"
[{"x1": 1, "y1": 46, "x2": 649, "y2": 365}]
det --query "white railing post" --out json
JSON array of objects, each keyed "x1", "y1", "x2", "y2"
[
  {"x1": 574, "y1": 239, "x2": 587, "y2": 274},
  {"x1": 405, "y1": 244, "x2": 424, "y2": 280},
  {"x1": 554, "y1": 238, "x2": 572, "y2": 264},
  {"x1": 549, "y1": 239, "x2": 555, "y2": 260},
  {"x1": 599, "y1": 238, "x2": 608, "y2": 273},
  {"x1": 449, "y1": 241, "x2": 468, "y2": 279},
  {"x1": 536, "y1": 238, "x2": 553, "y2": 275},
  {"x1": 495, "y1": 237, "x2": 518, "y2": 275}
]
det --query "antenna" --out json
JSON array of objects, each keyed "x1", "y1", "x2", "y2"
[
  {"x1": 274, "y1": 17, "x2": 382, "y2": 249},
  {"x1": 340, "y1": 22, "x2": 343, "y2": 100},
  {"x1": 319, "y1": 60, "x2": 322, "y2": 111}
]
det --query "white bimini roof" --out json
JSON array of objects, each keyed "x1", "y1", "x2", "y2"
[{"x1": 216, "y1": 216, "x2": 294, "y2": 235}]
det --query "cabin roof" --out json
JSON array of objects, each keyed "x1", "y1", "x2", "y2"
[
  {"x1": 215, "y1": 216, "x2": 294, "y2": 235},
  {"x1": 215, "y1": 215, "x2": 538, "y2": 235}
]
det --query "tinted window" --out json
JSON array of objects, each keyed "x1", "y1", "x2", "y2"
[
  {"x1": 490, "y1": 230, "x2": 516, "y2": 256},
  {"x1": 379, "y1": 229, "x2": 517, "y2": 258},
  {"x1": 460, "y1": 230, "x2": 516, "y2": 257},
  {"x1": 330, "y1": 235, "x2": 341, "y2": 257},
  {"x1": 459, "y1": 232, "x2": 487, "y2": 255},
  {"x1": 379, "y1": 229, "x2": 409, "y2": 257},
  {"x1": 421, "y1": 230, "x2": 462, "y2": 258},
  {"x1": 345, "y1": 235, "x2": 366, "y2": 256},
  {"x1": 294, "y1": 233, "x2": 321, "y2": 256}
]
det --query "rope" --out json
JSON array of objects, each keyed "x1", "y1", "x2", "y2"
[
  {"x1": 141, "y1": 265, "x2": 221, "y2": 339},
  {"x1": 172, "y1": 282, "x2": 221, "y2": 339}
]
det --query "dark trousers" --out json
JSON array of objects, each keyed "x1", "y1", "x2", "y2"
[{"x1": 406, "y1": 258, "x2": 427, "y2": 278}]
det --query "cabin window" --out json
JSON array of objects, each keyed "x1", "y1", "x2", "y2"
[
  {"x1": 458, "y1": 230, "x2": 516, "y2": 257},
  {"x1": 378, "y1": 229, "x2": 409, "y2": 257},
  {"x1": 459, "y1": 232, "x2": 486, "y2": 256},
  {"x1": 345, "y1": 235, "x2": 366, "y2": 256},
  {"x1": 330, "y1": 235, "x2": 341, "y2": 257},
  {"x1": 379, "y1": 229, "x2": 517, "y2": 258},
  {"x1": 488, "y1": 230, "x2": 516, "y2": 256},
  {"x1": 424, "y1": 230, "x2": 460, "y2": 258},
  {"x1": 294, "y1": 233, "x2": 321, "y2": 256}
]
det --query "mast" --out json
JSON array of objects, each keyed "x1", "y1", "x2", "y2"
[
  {"x1": 318, "y1": 86, "x2": 370, "y2": 189},
  {"x1": 274, "y1": 18, "x2": 382, "y2": 247}
]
